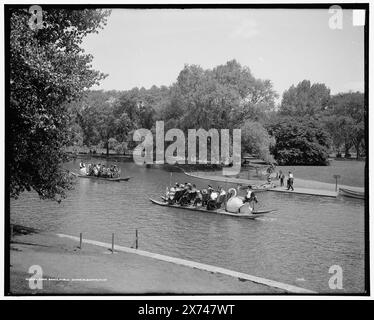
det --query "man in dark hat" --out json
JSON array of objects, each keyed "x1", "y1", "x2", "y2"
[{"x1": 243, "y1": 185, "x2": 258, "y2": 205}]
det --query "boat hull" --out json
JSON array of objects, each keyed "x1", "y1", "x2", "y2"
[
  {"x1": 77, "y1": 174, "x2": 130, "y2": 182},
  {"x1": 339, "y1": 188, "x2": 364, "y2": 200},
  {"x1": 150, "y1": 198, "x2": 275, "y2": 219}
]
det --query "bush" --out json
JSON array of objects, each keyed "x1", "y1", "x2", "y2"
[
  {"x1": 114, "y1": 142, "x2": 128, "y2": 155},
  {"x1": 241, "y1": 120, "x2": 275, "y2": 164},
  {"x1": 268, "y1": 118, "x2": 331, "y2": 165},
  {"x1": 108, "y1": 138, "x2": 119, "y2": 150}
]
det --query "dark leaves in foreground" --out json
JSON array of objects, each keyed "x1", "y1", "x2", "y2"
[{"x1": 9, "y1": 8, "x2": 111, "y2": 201}]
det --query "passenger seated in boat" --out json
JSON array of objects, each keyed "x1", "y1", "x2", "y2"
[
  {"x1": 201, "y1": 189, "x2": 210, "y2": 207},
  {"x1": 174, "y1": 183, "x2": 186, "y2": 203},
  {"x1": 179, "y1": 183, "x2": 194, "y2": 205},
  {"x1": 112, "y1": 165, "x2": 120, "y2": 178},
  {"x1": 93, "y1": 165, "x2": 99, "y2": 177},
  {"x1": 87, "y1": 163, "x2": 93, "y2": 176},
  {"x1": 216, "y1": 186, "x2": 227, "y2": 208},
  {"x1": 168, "y1": 187, "x2": 176, "y2": 204},
  {"x1": 207, "y1": 189, "x2": 219, "y2": 210},
  {"x1": 189, "y1": 184, "x2": 198, "y2": 198},
  {"x1": 100, "y1": 165, "x2": 106, "y2": 177},
  {"x1": 193, "y1": 188, "x2": 203, "y2": 207},
  {"x1": 179, "y1": 183, "x2": 197, "y2": 206}
]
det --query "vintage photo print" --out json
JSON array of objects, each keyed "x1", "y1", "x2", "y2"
[{"x1": 3, "y1": 2, "x2": 369, "y2": 300}]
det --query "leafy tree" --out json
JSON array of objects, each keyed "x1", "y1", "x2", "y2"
[
  {"x1": 268, "y1": 118, "x2": 331, "y2": 165},
  {"x1": 279, "y1": 80, "x2": 330, "y2": 116},
  {"x1": 9, "y1": 8, "x2": 110, "y2": 201},
  {"x1": 323, "y1": 92, "x2": 365, "y2": 159},
  {"x1": 213, "y1": 60, "x2": 278, "y2": 124},
  {"x1": 241, "y1": 121, "x2": 275, "y2": 163},
  {"x1": 114, "y1": 88, "x2": 156, "y2": 130},
  {"x1": 162, "y1": 60, "x2": 278, "y2": 131},
  {"x1": 114, "y1": 142, "x2": 128, "y2": 155},
  {"x1": 95, "y1": 103, "x2": 121, "y2": 156},
  {"x1": 321, "y1": 114, "x2": 352, "y2": 157}
]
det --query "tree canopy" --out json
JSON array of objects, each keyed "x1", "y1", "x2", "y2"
[
  {"x1": 9, "y1": 6, "x2": 365, "y2": 203},
  {"x1": 322, "y1": 92, "x2": 365, "y2": 158},
  {"x1": 279, "y1": 80, "x2": 330, "y2": 116},
  {"x1": 161, "y1": 60, "x2": 278, "y2": 131},
  {"x1": 9, "y1": 8, "x2": 110, "y2": 201},
  {"x1": 268, "y1": 118, "x2": 331, "y2": 165}
]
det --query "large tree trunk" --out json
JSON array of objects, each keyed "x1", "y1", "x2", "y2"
[
  {"x1": 344, "y1": 140, "x2": 352, "y2": 158},
  {"x1": 355, "y1": 141, "x2": 361, "y2": 159},
  {"x1": 106, "y1": 136, "x2": 109, "y2": 157}
]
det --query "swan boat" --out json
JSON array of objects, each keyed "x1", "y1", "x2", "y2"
[{"x1": 150, "y1": 188, "x2": 276, "y2": 219}]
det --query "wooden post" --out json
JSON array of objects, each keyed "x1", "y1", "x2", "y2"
[
  {"x1": 79, "y1": 233, "x2": 82, "y2": 249},
  {"x1": 135, "y1": 229, "x2": 138, "y2": 249},
  {"x1": 333, "y1": 175, "x2": 341, "y2": 192},
  {"x1": 111, "y1": 233, "x2": 115, "y2": 253}
]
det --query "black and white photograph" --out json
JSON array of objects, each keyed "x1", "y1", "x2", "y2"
[{"x1": 3, "y1": 2, "x2": 369, "y2": 300}]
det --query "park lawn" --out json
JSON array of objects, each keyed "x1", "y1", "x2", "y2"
[{"x1": 275, "y1": 160, "x2": 365, "y2": 187}]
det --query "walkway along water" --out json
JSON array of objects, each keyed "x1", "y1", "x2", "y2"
[
  {"x1": 57, "y1": 233, "x2": 315, "y2": 294},
  {"x1": 182, "y1": 170, "x2": 364, "y2": 198}
]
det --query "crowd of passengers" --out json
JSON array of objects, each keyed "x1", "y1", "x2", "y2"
[
  {"x1": 164, "y1": 183, "x2": 257, "y2": 211},
  {"x1": 79, "y1": 162, "x2": 121, "y2": 178}
]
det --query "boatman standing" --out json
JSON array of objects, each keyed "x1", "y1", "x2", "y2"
[{"x1": 244, "y1": 186, "x2": 258, "y2": 212}]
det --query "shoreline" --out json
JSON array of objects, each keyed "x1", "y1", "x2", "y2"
[
  {"x1": 68, "y1": 154, "x2": 365, "y2": 189},
  {"x1": 183, "y1": 170, "x2": 364, "y2": 197},
  {"x1": 9, "y1": 229, "x2": 294, "y2": 295}
]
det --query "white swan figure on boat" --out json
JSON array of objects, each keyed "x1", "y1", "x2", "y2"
[{"x1": 226, "y1": 188, "x2": 253, "y2": 214}]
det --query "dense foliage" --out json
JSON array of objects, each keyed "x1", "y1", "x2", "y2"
[
  {"x1": 321, "y1": 92, "x2": 365, "y2": 158},
  {"x1": 9, "y1": 8, "x2": 110, "y2": 201},
  {"x1": 279, "y1": 80, "x2": 330, "y2": 117},
  {"x1": 9, "y1": 8, "x2": 365, "y2": 201},
  {"x1": 71, "y1": 60, "x2": 278, "y2": 159},
  {"x1": 268, "y1": 118, "x2": 331, "y2": 165},
  {"x1": 271, "y1": 80, "x2": 365, "y2": 164},
  {"x1": 70, "y1": 76, "x2": 365, "y2": 167}
]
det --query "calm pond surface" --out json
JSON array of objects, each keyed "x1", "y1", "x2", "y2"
[{"x1": 10, "y1": 159, "x2": 366, "y2": 293}]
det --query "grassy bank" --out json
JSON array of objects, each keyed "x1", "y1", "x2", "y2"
[
  {"x1": 274, "y1": 160, "x2": 365, "y2": 187},
  {"x1": 236, "y1": 160, "x2": 365, "y2": 188}
]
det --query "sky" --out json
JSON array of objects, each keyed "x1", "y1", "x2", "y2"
[{"x1": 81, "y1": 8, "x2": 365, "y2": 100}]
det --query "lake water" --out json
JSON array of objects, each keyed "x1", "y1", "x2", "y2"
[{"x1": 10, "y1": 159, "x2": 366, "y2": 293}]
